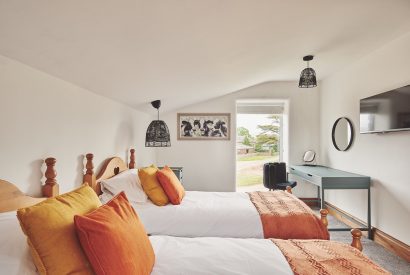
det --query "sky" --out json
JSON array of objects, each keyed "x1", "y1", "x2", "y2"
[{"x1": 237, "y1": 114, "x2": 278, "y2": 137}]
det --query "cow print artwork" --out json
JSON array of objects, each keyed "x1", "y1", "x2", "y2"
[{"x1": 177, "y1": 113, "x2": 230, "y2": 140}]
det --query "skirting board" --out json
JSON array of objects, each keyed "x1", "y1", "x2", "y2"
[{"x1": 325, "y1": 201, "x2": 410, "y2": 262}]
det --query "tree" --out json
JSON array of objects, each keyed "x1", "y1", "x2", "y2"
[
  {"x1": 237, "y1": 127, "x2": 251, "y2": 137},
  {"x1": 242, "y1": 135, "x2": 251, "y2": 146},
  {"x1": 237, "y1": 126, "x2": 254, "y2": 146},
  {"x1": 254, "y1": 143, "x2": 263, "y2": 152},
  {"x1": 255, "y1": 115, "x2": 280, "y2": 153}
]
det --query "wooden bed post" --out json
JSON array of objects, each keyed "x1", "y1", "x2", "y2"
[
  {"x1": 351, "y1": 228, "x2": 363, "y2": 251},
  {"x1": 129, "y1": 149, "x2": 136, "y2": 169},
  {"x1": 83, "y1": 153, "x2": 97, "y2": 192},
  {"x1": 286, "y1": 186, "x2": 292, "y2": 194},
  {"x1": 319, "y1": 209, "x2": 329, "y2": 228},
  {"x1": 42, "y1": 157, "x2": 59, "y2": 197}
]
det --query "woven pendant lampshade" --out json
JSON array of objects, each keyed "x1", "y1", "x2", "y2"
[
  {"x1": 145, "y1": 100, "x2": 171, "y2": 147},
  {"x1": 298, "y1": 55, "x2": 317, "y2": 88}
]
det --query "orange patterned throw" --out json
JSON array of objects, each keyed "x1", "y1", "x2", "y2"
[
  {"x1": 271, "y1": 239, "x2": 391, "y2": 275},
  {"x1": 248, "y1": 191, "x2": 329, "y2": 239}
]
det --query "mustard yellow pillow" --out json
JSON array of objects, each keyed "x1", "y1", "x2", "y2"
[
  {"x1": 138, "y1": 165, "x2": 169, "y2": 206},
  {"x1": 17, "y1": 185, "x2": 101, "y2": 275}
]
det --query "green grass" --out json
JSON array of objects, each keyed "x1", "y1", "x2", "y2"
[
  {"x1": 236, "y1": 153, "x2": 280, "y2": 187},
  {"x1": 237, "y1": 174, "x2": 263, "y2": 186},
  {"x1": 237, "y1": 153, "x2": 278, "y2": 161}
]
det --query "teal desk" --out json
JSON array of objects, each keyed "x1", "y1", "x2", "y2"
[{"x1": 289, "y1": 165, "x2": 372, "y2": 239}]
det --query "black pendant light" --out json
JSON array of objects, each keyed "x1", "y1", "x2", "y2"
[
  {"x1": 145, "y1": 100, "x2": 171, "y2": 147},
  {"x1": 298, "y1": 55, "x2": 317, "y2": 88}
]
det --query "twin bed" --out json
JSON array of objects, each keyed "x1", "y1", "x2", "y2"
[
  {"x1": 0, "y1": 151, "x2": 390, "y2": 274},
  {"x1": 85, "y1": 150, "x2": 330, "y2": 240}
]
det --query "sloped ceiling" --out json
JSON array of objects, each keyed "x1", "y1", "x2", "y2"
[{"x1": 1, "y1": 0, "x2": 410, "y2": 112}]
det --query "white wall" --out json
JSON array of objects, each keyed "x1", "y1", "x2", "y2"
[
  {"x1": 0, "y1": 55, "x2": 155, "y2": 195},
  {"x1": 157, "y1": 81, "x2": 320, "y2": 197},
  {"x1": 320, "y1": 32, "x2": 410, "y2": 245}
]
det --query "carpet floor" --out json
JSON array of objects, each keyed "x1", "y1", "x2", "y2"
[{"x1": 320, "y1": 211, "x2": 410, "y2": 274}]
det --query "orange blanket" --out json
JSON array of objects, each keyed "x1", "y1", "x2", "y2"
[
  {"x1": 271, "y1": 239, "x2": 390, "y2": 275},
  {"x1": 248, "y1": 191, "x2": 329, "y2": 239}
]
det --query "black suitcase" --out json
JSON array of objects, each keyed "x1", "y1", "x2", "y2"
[
  {"x1": 263, "y1": 163, "x2": 273, "y2": 190},
  {"x1": 263, "y1": 162, "x2": 287, "y2": 190}
]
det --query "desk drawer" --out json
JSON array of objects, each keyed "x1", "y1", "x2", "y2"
[{"x1": 290, "y1": 167, "x2": 321, "y2": 185}]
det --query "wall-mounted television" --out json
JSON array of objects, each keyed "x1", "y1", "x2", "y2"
[{"x1": 360, "y1": 85, "x2": 410, "y2": 134}]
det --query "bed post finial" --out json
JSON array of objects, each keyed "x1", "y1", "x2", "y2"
[
  {"x1": 319, "y1": 209, "x2": 329, "y2": 229},
  {"x1": 286, "y1": 186, "x2": 292, "y2": 194},
  {"x1": 83, "y1": 153, "x2": 97, "y2": 192},
  {"x1": 351, "y1": 229, "x2": 363, "y2": 251},
  {"x1": 43, "y1": 157, "x2": 59, "y2": 197},
  {"x1": 129, "y1": 149, "x2": 136, "y2": 169}
]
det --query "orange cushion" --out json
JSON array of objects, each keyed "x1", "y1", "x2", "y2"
[
  {"x1": 74, "y1": 192, "x2": 155, "y2": 275},
  {"x1": 156, "y1": 166, "x2": 185, "y2": 205},
  {"x1": 17, "y1": 185, "x2": 101, "y2": 275},
  {"x1": 138, "y1": 165, "x2": 169, "y2": 206}
]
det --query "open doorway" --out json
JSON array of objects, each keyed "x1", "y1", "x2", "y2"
[{"x1": 236, "y1": 101, "x2": 287, "y2": 192}]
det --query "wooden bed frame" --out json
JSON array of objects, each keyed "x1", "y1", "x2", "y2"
[
  {"x1": 0, "y1": 153, "x2": 364, "y2": 251},
  {"x1": 83, "y1": 153, "x2": 130, "y2": 195},
  {"x1": 0, "y1": 157, "x2": 58, "y2": 213},
  {"x1": 0, "y1": 180, "x2": 45, "y2": 213}
]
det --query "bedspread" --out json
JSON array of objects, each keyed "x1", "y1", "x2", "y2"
[
  {"x1": 271, "y1": 239, "x2": 391, "y2": 275},
  {"x1": 248, "y1": 191, "x2": 329, "y2": 239}
]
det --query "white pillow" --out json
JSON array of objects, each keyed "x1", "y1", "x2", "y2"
[
  {"x1": 0, "y1": 211, "x2": 37, "y2": 275},
  {"x1": 100, "y1": 168, "x2": 148, "y2": 204}
]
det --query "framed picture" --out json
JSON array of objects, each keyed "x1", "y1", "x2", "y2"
[{"x1": 177, "y1": 113, "x2": 230, "y2": 140}]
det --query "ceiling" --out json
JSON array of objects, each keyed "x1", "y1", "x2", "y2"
[{"x1": 1, "y1": 0, "x2": 410, "y2": 112}]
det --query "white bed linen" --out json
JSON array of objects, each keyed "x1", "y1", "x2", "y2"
[
  {"x1": 0, "y1": 212, "x2": 291, "y2": 275},
  {"x1": 150, "y1": 235, "x2": 293, "y2": 275},
  {"x1": 0, "y1": 211, "x2": 37, "y2": 275},
  {"x1": 131, "y1": 191, "x2": 264, "y2": 238},
  {"x1": 100, "y1": 168, "x2": 148, "y2": 203}
]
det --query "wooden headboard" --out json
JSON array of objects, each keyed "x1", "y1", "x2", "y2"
[
  {"x1": 0, "y1": 157, "x2": 58, "y2": 212},
  {"x1": 0, "y1": 180, "x2": 45, "y2": 213},
  {"x1": 83, "y1": 149, "x2": 136, "y2": 195}
]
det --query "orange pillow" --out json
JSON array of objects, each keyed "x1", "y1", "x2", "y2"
[
  {"x1": 156, "y1": 166, "x2": 185, "y2": 205},
  {"x1": 138, "y1": 165, "x2": 169, "y2": 206},
  {"x1": 74, "y1": 192, "x2": 155, "y2": 275}
]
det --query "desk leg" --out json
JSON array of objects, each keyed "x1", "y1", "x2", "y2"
[
  {"x1": 321, "y1": 187, "x2": 325, "y2": 209},
  {"x1": 368, "y1": 187, "x2": 372, "y2": 240}
]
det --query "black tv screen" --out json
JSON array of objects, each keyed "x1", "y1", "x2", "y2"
[{"x1": 360, "y1": 85, "x2": 410, "y2": 133}]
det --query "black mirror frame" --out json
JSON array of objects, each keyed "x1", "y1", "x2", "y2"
[{"x1": 332, "y1": 117, "x2": 354, "y2": 151}]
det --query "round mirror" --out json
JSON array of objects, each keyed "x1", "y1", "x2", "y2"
[{"x1": 332, "y1": 117, "x2": 354, "y2": 151}]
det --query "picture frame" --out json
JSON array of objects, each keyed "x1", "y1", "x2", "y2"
[{"x1": 177, "y1": 113, "x2": 231, "y2": 140}]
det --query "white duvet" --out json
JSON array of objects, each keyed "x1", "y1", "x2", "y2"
[
  {"x1": 150, "y1": 235, "x2": 292, "y2": 275},
  {"x1": 131, "y1": 191, "x2": 264, "y2": 238},
  {"x1": 0, "y1": 211, "x2": 37, "y2": 274},
  {"x1": 0, "y1": 211, "x2": 292, "y2": 275}
]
